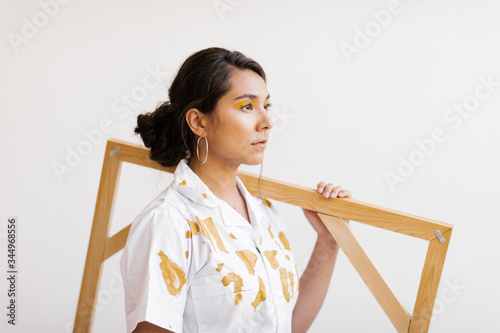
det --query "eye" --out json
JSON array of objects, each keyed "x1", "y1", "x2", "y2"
[
  {"x1": 264, "y1": 103, "x2": 272, "y2": 111},
  {"x1": 241, "y1": 103, "x2": 254, "y2": 111}
]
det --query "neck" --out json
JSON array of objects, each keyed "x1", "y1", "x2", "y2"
[{"x1": 187, "y1": 156, "x2": 241, "y2": 201}]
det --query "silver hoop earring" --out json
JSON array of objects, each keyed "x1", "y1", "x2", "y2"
[{"x1": 196, "y1": 136, "x2": 208, "y2": 164}]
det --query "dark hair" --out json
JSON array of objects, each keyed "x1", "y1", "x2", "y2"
[{"x1": 135, "y1": 47, "x2": 267, "y2": 168}]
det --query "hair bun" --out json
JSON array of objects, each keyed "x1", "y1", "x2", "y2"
[{"x1": 135, "y1": 101, "x2": 173, "y2": 148}]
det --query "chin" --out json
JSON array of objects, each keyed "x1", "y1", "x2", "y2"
[{"x1": 244, "y1": 155, "x2": 265, "y2": 166}]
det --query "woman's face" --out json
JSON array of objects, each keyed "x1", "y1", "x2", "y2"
[{"x1": 205, "y1": 69, "x2": 273, "y2": 166}]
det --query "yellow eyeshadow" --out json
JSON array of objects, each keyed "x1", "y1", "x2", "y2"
[{"x1": 234, "y1": 100, "x2": 255, "y2": 109}]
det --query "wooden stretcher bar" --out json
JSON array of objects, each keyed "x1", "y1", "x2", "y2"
[{"x1": 73, "y1": 138, "x2": 453, "y2": 333}]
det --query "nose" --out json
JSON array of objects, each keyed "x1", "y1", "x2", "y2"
[{"x1": 259, "y1": 106, "x2": 273, "y2": 131}]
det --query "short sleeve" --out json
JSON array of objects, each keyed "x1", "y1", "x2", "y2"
[{"x1": 119, "y1": 202, "x2": 195, "y2": 333}]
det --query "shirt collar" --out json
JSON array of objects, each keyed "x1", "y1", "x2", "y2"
[
  {"x1": 172, "y1": 158, "x2": 220, "y2": 208},
  {"x1": 235, "y1": 174, "x2": 266, "y2": 226},
  {"x1": 172, "y1": 158, "x2": 266, "y2": 226}
]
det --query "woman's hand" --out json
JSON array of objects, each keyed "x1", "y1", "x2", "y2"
[{"x1": 302, "y1": 182, "x2": 352, "y2": 245}]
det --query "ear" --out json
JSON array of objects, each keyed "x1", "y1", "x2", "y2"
[{"x1": 185, "y1": 108, "x2": 209, "y2": 137}]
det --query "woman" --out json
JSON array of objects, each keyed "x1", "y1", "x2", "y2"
[{"x1": 119, "y1": 47, "x2": 352, "y2": 333}]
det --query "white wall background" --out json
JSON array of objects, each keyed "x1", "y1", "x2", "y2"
[{"x1": 1, "y1": 0, "x2": 499, "y2": 332}]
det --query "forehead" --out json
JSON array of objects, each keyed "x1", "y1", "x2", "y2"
[{"x1": 225, "y1": 69, "x2": 268, "y2": 100}]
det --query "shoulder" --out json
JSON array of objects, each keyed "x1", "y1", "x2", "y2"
[
  {"x1": 127, "y1": 186, "x2": 192, "y2": 241},
  {"x1": 121, "y1": 187, "x2": 199, "y2": 275}
]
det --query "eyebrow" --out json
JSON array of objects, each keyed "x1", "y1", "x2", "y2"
[{"x1": 234, "y1": 93, "x2": 270, "y2": 101}]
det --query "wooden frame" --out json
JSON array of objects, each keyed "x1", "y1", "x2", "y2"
[{"x1": 73, "y1": 138, "x2": 453, "y2": 333}]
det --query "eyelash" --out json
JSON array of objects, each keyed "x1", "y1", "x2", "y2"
[{"x1": 241, "y1": 103, "x2": 272, "y2": 111}]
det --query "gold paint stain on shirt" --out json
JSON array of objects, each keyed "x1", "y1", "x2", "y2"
[
  {"x1": 251, "y1": 276, "x2": 266, "y2": 311},
  {"x1": 185, "y1": 251, "x2": 188, "y2": 259},
  {"x1": 288, "y1": 270, "x2": 295, "y2": 298},
  {"x1": 267, "y1": 224, "x2": 275, "y2": 239},
  {"x1": 222, "y1": 272, "x2": 244, "y2": 306},
  {"x1": 263, "y1": 198, "x2": 272, "y2": 208},
  {"x1": 259, "y1": 235, "x2": 262, "y2": 245},
  {"x1": 187, "y1": 218, "x2": 200, "y2": 236},
  {"x1": 285, "y1": 255, "x2": 290, "y2": 260},
  {"x1": 236, "y1": 250, "x2": 258, "y2": 275},
  {"x1": 196, "y1": 215, "x2": 229, "y2": 253},
  {"x1": 263, "y1": 250, "x2": 279, "y2": 270},
  {"x1": 185, "y1": 230, "x2": 192, "y2": 238},
  {"x1": 202, "y1": 193, "x2": 207, "y2": 199},
  {"x1": 216, "y1": 263, "x2": 224, "y2": 272},
  {"x1": 178, "y1": 179, "x2": 187, "y2": 186},
  {"x1": 158, "y1": 250, "x2": 186, "y2": 297},
  {"x1": 279, "y1": 231, "x2": 291, "y2": 251},
  {"x1": 279, "y1": 267, "x2": 291, "y2": 302},
  {"x1": 275, "y1": 240, "x2": 283, "y2": 250},
  {"x1": 229, "y1": 233, "x2": 238, "y2": 239}
]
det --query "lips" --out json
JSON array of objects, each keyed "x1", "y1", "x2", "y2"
[{"x1": 252, "y1": 139, "x2": 268, "y2": 145}]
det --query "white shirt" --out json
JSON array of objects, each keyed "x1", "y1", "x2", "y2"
[{"x1": 120, "y1": 158, "x2": 300, "y2": 333}]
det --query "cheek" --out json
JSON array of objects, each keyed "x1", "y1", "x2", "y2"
[{"x1": 221, "y1": 116, "x2": 254, "y2": 143}]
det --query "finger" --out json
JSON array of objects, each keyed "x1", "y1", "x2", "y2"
[
  {"x1": 317, "y1": 181, "x2": 326, "y2": 193},
  {"x1": 338, "y1": 189, "x2": 352, "y2": 198},
  {"x1": 329, "y1": 186, "x2": 343, "y2": 198},
  {"x1": 322, "y1": 183, "x2": 335, "y2": 198}
]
